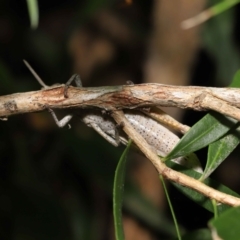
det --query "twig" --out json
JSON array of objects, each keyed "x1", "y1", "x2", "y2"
[
  {"x1": 1, "y1": 78, "x2": 240, "y2": 205},
  {"x1": 2, "y1": 84, "x2": 240, "y2": 122},
  {"x1": 142, "y1": 107, "x2": 190, "y2": 134},
  {"x1": 111, "y1": 110, "x2": 240, "y2": 207}
]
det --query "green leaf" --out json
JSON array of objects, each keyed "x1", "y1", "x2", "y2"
[
  {"x1": 166, "y1": 161, "x2": 240, "y2": 214},
  {"x1": 211, "y1": 0, "x2": 239, "y2": 16},
  {"x1": 209, "y1": 206, "x2": 240, "y2": 240},
  {"x1": 202, "y1": 2, "x2": 240, "y2": 85},
  {"x1": 165, "y1": 112, "x2": 237, "y2": 160},
  {"x1": 201, "y1": 125, "x2": 240, "y2": 180},
  {"x1": 113, "y1": 141, "x2": 132, "y2": 240},
  {"x1": 26, "y1": 0, "x2": 39, "y2": 29},
  {"x1": 230, "y1": 69, "x2": 240, "y2": 87}
]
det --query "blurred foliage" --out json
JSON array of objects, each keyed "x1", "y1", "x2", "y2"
[
  {"x1": 209, "y1": 206, "x2": 240, "y2": 240},
  {"x1": 202, "y1": 0, "x2": 240, "y2": 85},
  {"x1": 26, "y1": 0, "x2": 39, "y2": 29},
  {"x1": 1, "y1": 0, "x2": 240, "y2": 239}
]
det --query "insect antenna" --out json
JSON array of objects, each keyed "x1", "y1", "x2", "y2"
[{"x1": 23, "y1": 59, "x2": 48, "y2": 88}]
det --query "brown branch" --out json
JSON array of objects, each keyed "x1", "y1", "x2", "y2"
[
  {"x1": 2, "y1": 82, "x2": 240, "y2": 205},
  {"x1": 1, "y1": 84, "x2": 240, "y2": 121},
  {"x1": 143, "y1": 107, "x2": 190, "y2": 134},
  {"x1": 111, "y1": 110, "x2": 240, "y2": 207}
]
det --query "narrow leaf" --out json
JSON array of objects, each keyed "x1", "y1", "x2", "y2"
[
  {"x1": 113, "y1": 140, "x2": 132, "y2": 240},
  {"x1": 26, "y1": 0, "x2": 39, "y2": 29},
  {"x1": 209, "y1": 206, "x2": 240, "y2": 240},
  {"x1": 200, "y1": 66, "x2": 240, "y2": 179},
  {"x1": 165, "y1": 112, "x2": 237, "y2": 160},
  {"x1": 201, "y1": 125, "x2": 240, "y2": 180}
]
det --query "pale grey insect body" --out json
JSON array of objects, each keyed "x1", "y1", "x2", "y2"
[
  {"x1": 82, "y1": 110, "x2": 202, "y2": 173},
  {"x1": 124, "y1": 111, "x2": 179, "y2": 157},
  {"x1": 83, "y1": 110, "x2": 179, "y2": 156}
]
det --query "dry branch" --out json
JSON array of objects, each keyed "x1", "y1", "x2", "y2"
[
  {"x1": 1, "y1": 83, "x2": 240, "y2": 121},
  {"x1": 112, "y1": 110, "x2": 240, "y2": 207},
  {"x1": 1, "y1": 82, "x2": 240, "y2": 206}
]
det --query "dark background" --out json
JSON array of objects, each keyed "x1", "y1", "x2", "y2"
[{"x1": 0, "y1": 1, "x2": 240, "y2": 239}]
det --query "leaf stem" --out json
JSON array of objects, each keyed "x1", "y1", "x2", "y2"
[{"x1": 160, "y1": 175, "x2": 182, "y2": 240}]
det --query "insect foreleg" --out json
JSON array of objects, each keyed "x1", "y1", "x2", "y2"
[
  {"x1": 48, "y1": 108, "x2": 72, "y2": 128},
  {"x1": 24, "y1": 60, "x2": 78, "y2": 128}
]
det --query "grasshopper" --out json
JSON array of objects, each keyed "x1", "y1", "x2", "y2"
[
  {"x1": 80, "y1": 109, "x2": 202, "y2": 173},
  {"x1": 24, "y1": 60, "x2": 202, "y2": 173}
]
